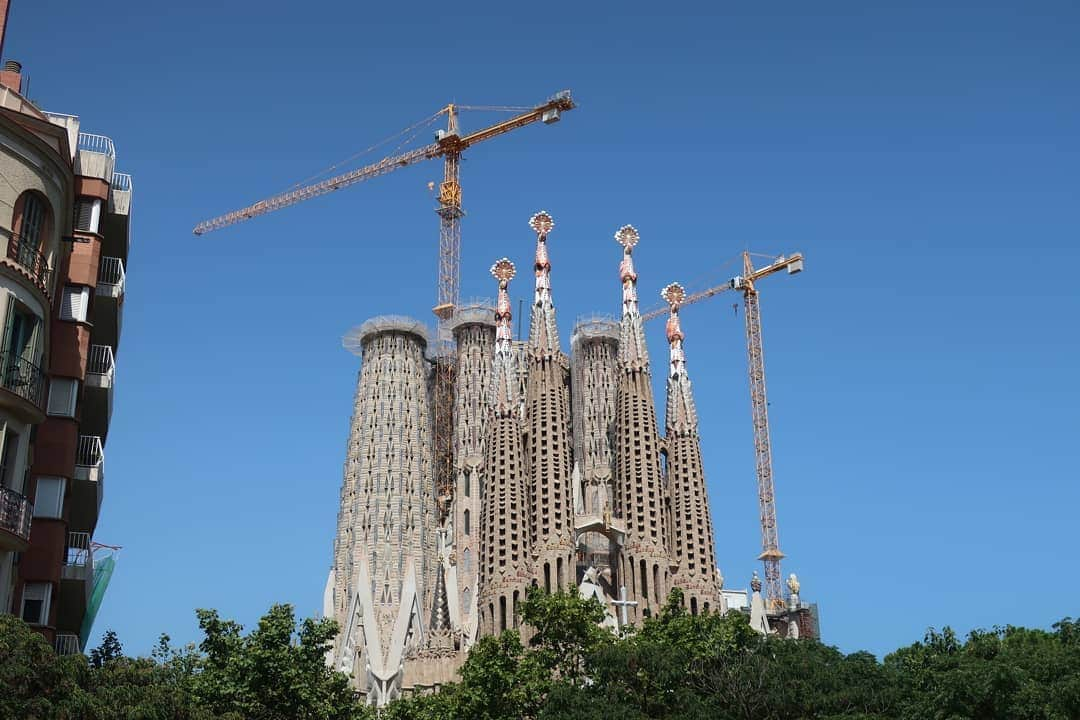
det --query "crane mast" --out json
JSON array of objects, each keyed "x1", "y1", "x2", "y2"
[
  {"x1": 193, "y1": 91, "x2": 575, "y2": 519},
  {"x1": 642, "y1": 250, "x2": 803, "y2": 610},
  {"x1": 738, "y1": 251, "x2": 784, "y2": 611}
]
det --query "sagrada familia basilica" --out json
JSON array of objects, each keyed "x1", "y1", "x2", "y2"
[{"x1": 322, "y1": 213, "x2": 810, "y2": 705}]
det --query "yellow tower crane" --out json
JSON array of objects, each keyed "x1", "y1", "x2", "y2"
[
  {"x1": 193, "y1": 91, "x2": 576, "y2": 516},
  {"x1": 642, "y1": 250, "x2": 804, "y2": 610}
]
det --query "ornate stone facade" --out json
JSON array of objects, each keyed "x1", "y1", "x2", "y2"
[{"x1": 327, "y1": 216, "x2": 725, "y2": 706}]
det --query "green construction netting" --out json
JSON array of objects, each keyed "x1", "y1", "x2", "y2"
[{"x1": 80, "y1": 554, "x2": 116, "y2": 649}]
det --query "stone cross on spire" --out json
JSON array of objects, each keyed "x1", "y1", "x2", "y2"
[
  {"x1": 528, "y1": 211, "x2": 560, "y2": 356},
  {"x1": 616, "y1": 225, "x2": 649, "y2": 368},
  {"x1": 662, "y1": 282, "x2": 699, "y2": 434},
  {"x1": 491, "y1": 258, "x2": 518, "y2": 414}
]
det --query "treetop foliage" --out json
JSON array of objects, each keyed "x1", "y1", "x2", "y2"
[{"x1": 2, "y1": 594, "x2": 1078, "y2": 720}]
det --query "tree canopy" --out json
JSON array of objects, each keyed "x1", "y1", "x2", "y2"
[{"x1": 2, "y1": 592, "x2": 1078, "y2": 720}]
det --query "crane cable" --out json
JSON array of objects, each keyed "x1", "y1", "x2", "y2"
[{"x1": 282, "y1": 109, "x2": 446, "y2": 193}]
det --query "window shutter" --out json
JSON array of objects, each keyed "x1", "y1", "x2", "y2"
[
  {"x1": 21, "y1": 583, "x2": 51, "y2": 625},
  {"x1": 74, "y1": 201, "x2": 91, "y2": 231},
  {"x1": 47, "y1": 378, "x2": 77, "y2": 417},
  {"x1": 72, "y1": 199, "x2": 101, "y2": 233},
  {"x1": 1, "y1": 295, "x2": 14, "y2": 354},
  {"x1": 60, "y1": 286, "x2": 88, "y2": 322}
]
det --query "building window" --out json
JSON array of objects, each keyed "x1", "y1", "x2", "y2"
[
  {"x1": 33, "y1": 477, "x2": 65, "y2": 518},
  {"x1": 72, "y1": 198, "x2": 101, "y2": 234},
  {"x1": 17, "y1": 193, "x2": 46, "y2": 248},
  {"x1": 0, "y1": 425, "x2": 20, "y2": 489},
  {"x1": 20, "y1": 582, "x2": 51, "y2": 625},
  {"x1": 47, "y1": 378, "x2": 78, "y2": 417},
  {"x1": 462, "y1": 548, "x2": 471, "y2": 573},
  {"x1": 463, "y1": 509, "x2": 470, "y2": 536},
  {"x1": 60, "y1": 286, "x2": 90, "y2": 322}
]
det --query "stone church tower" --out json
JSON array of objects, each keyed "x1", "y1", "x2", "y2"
[{"x1": 326, "y1": 214, "x2": 724, "y2": 705}]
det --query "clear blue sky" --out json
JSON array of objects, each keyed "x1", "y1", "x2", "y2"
[{"x1": 8, "y1": 1, "x2": 1078, "y2": 657}]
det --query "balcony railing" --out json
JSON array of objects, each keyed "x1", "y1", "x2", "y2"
[
  {"x1": 5, "y1": 232, "x2": 52, "y2": 292},
  {"x1": 65, "y1": 531, "x2": 93, "y2": 568},
  {"x1": 75, "y1": 132, "x2": 115, "y2": 182},
  {"x1": 77, "y1": 132, "x2": 115, "y2": 158},
  {"x1": 55, "y1": 633, "x2": 81, "y2": 656},
  {"x1": 76, "y1": 435, "x2": 104, "y2": 470},
  {"x1": 111, "y1": 172, "x2": 132, "y2": 192},
  {"x1": 0, "y1": 486, "x2": 32, "y2": 543},
  {"x1": 88, "y1": 345, "x2": 115, "y2": 380},
  {"x1": 98, "y1": 256, "x2": 125, "y2": 294},
  {"x1": 0, "y1": 352, "x2": 45, "y2": 408}
]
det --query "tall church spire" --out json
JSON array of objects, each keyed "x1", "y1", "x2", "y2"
[
  {"x1": 523, "y1": 211, "x2": 576, "y2": 593},
  {"x1": 480, "y1": 258, "x2": 531, "y2": 636},
  {"x1": 662, "y1": 282, "x2": 721, "y2": 615},
  {"x1": 491, "y1": 258, "x2": 519, "y2": 415},
  {"x1": 616, "y1": 225, "x2": 649, "y2": 368},
  {"x1": 662, "y1": 283, "x2": 699, "y2": 435},
  {"x1": 528, "y1": 211, "x2": 559, "y2": 356},
  {"x1": 611, "y1": 225, "x2": 670, "y2": 620}
]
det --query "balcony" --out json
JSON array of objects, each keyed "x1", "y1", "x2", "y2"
[
  {"x1": 75, "y1": 133, "x2": 115, "y2": 184},
  {"x1": 58, "y1": 532, "x2": 94, "y2": 632},
  {"x1": 0, "y1": 351, "x2": 46, "y2": 422},
  {"x1": 109, "y1": 173, "x2": 132, "y2": 216},
  {"x1": 0, "y1": 485, "x2": 32, "y2": 551},
  {"x1": 55, "y1": 633, "x2": 81, "y2": 656},
  {"x1": 62, "y1": 531, "x2": 94, "y2": 583},
  {"x1": 5, "y1": 232, "x2": 53, "y2": 297},
  {"x1": 97, "y1": 257, "x2": 125, "y2": 299},
  {"x1": 93, "y1": 257, "x2": 125, "y2": 349},
  {"x1": 74, "y1": 435, "x2": 103, "y2": 484},
  {"x1": 82, "y1": 346, "x2": 114, "y2": 438},
  {"x1": 86, "y1": 345, "x2": 115, "y2": 390},
  {"x1": 69, "y1": 436, "x2": 103, "y2": 532}
]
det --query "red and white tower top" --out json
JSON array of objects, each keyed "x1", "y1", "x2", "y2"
[
  {"x1": 528, "y1": 211, "x2": 560, "y2": 356},
  {"x1": 616, "y1": 225, "x2": 649, "y2": 368},
  {"x1": 662, "y1": 282, "x2": 699, "y2": 434},
  {"x1": 491, "y1": 258, "x2": 519, "y2": 414}
]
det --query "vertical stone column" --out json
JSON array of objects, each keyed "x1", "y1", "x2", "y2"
[
  {"x1": 332, "y1": 317, "x2": 436, "y2": 703},
  {"x1": 661, "y1": 283, "x2": 721, "y2": 614},
  {"x1": 570, "y1": 321, "x2": 620, "y2": 516},
  {"x1": 523, "y1": 212, "x2": 575, "y2": 593},
  {"x1": 611, "y1": 226, "x2": 671, "y2": 620},
  {"x1": 450, "y1": 306, "x2": 495, "y2": 642},
  {"x1": 479, "y1": 260, "x2": 531, "y2": 636}
]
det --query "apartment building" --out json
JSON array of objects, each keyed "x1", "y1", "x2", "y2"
[{"x1": 0, "y1": 42, "x2": 132, "y2": 654}]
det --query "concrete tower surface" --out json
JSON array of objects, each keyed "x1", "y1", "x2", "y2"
[
  {"x1": 478, "y1": 259, "x2": 532, "y2": 636},
  {"x1": 448, "y1": 303, "x2": 496, "y2": 646},
  {"x1": 612, "y1": 226, "x2": 671, "y2": 620},
  {"x1": 523, "y1": 212, "x2": 575, "y2": 594},
  {"x1": 661, "y1": 283, "x2": 722, "y2": 614},
  {"x1": 328, "y1": 317, "x2": 437, "y2": 705}
]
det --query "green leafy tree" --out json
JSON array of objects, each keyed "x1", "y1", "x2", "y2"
[
  {"x1": 191, "y1": 603, "x2": 371, "y2": 720},
  {"x1": 90, "y1": 629, "x2": 124, "y2": 668}
]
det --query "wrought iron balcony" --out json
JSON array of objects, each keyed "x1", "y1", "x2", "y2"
[
  {"x1": 96, "y1": 257, "x2": 125, "y2": 298},
  {"x1": 5, "y1": 232, "x2": 52, "y2": 293},
  {"x1": 55, "y1": 633, "x2": 81, "y2": 656},
  {"x1": 0, "y1": 485, "x2": 32, "y2": 550},
  {"x1": 0, "y1": 351, "x2": 45, "y2": 408}
]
